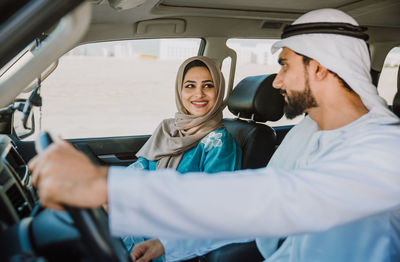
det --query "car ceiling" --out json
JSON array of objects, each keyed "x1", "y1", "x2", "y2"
[{"x1": 85, "y1": 0, "x2": 400, "y2": 43}]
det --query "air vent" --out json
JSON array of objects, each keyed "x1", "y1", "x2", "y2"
[
  {"x1": 6, "y1": 184, "x2": 29, "y2": 218},
  {"x1": 261, "y1": 21, "x2": 285, "y2": 30},
  {"x1": 5, "y1": 147, "x2": 26, "y2": 180},
  {"x1": 0, "y1": 169, "x2": 9, "y2": 185}
]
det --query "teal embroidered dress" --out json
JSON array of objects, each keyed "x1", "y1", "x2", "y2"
[
  {"x1": 129, "y1": 127, "x2": 241, "y2": 174},
  {"x1": 124, "y1": 127, "x2": 244, "y2": 261}
]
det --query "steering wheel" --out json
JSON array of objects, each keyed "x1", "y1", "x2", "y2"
[{"x1": 36, "y1": 132, "x2": 132, "y2": 262}]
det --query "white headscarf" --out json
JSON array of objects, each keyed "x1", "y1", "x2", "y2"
[{"x1": 271, "y1": 8, "x2": 395, "y2": 116}]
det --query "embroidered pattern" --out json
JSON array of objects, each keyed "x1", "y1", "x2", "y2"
[
  {"x1": 201, "y1": 131, "x2": 223, "y2": 152},
  {"x1": 130, "y1": 160, "x2": 145, "y2": 169}
]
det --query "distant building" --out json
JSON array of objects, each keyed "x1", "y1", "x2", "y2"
[
  {"x1": 66, "y1": 40, "x2": 160, "y2": 58},
  {"x1": 159, "y1": 39, "x2": 200, "y2": 60},
  {"x1": 64, "y1": 38, "x2": 285, "y2": 66},
  {"x1": 228, "y1": 41, "x2": 277, "y2": 65}
]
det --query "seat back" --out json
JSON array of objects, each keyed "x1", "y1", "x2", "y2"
[
  {"x1": 197, "y1": 74, "x2": 284, "y2": 262},
  {"x1": 223, "y1": 74, "x2": 284, "y2": 169},
  {"x1": 392, "y1": 64, "x2": 400, "y2": 117}
]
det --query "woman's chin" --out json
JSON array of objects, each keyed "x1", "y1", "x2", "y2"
[{"x1": 190, "y1": 109, "x2": 210, "y2": 117}]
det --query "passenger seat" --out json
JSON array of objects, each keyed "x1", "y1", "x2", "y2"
[{"x1": 223, "y1": 74, "x2": 284, "y2": 169}]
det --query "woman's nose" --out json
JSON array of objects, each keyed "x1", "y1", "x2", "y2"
[{"x1": 194, "y1": 86, "x2": 204, "y2": 96}]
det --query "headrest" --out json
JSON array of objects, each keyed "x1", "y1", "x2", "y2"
[{"x1": 227, "y1": 74, "x2": 284, "y2": 122}]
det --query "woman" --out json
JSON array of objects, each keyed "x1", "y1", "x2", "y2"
[
  {"x1": 125, "y1": 56, "x2": 250, "y2": 261},
  {"x1": 129, "y1": 56, "x2": 241, "y2": 173}
]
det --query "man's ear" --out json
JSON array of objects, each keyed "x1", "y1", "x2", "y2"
[{"x1": 309, "y1": 60, "x2": 329, "y2": 80}]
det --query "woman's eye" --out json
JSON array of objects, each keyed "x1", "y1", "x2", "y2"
[
  {"x1": 185, "y1": 84, "x2": 195, "y2": 88},
  {"x1": 204, "y1": 84, "x2": 214, "y2": 88}
]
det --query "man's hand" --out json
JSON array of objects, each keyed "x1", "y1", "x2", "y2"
[
  {"x1": 28, "y1": 137, "x2": 108, "y2": 210},
  {"x1": 131, "y1": 238, "x2": 165, "y2": 262}
]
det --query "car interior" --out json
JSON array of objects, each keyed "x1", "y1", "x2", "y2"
[{"x1": 0, "y1": 0, "x2": 399, "y2": 261}]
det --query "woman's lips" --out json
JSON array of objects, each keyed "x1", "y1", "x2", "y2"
[{"x1": 191, "y1": 101, "x2": 208, "y2": 108}]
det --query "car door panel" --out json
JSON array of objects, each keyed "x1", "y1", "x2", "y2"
[
  {"x1": 13, "y1": 127, "x2": 291, "y2": 169},
  {"x1": 69, "y1": 136, "x2": 150, "y2": 166},
  {"x1": 13, "y1": 135, "x2": 150, "y2": 167}
]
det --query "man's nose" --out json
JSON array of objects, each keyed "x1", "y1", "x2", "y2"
[{"x1": 272, "y1": 73, "x2": 283, "y2": 89}]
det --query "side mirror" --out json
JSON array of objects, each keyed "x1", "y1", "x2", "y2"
[
  {"x1": 12, "y1": 99, "x2": 36, "y2": 140},
  {"x1": 0, "y1": 76, "x2": 42, "y2": 140}
]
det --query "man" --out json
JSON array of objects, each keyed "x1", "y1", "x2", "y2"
[{"x1": 29, "y1": 9, "x2": 400, "y2": 261}]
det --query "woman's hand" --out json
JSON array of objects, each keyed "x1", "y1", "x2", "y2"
[{"x1": 131, "y1": 238, "x2": 165, "y2": 262}]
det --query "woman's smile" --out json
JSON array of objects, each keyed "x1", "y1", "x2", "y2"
[
  {"x1": 181, "y1": 66, "x2": 217, "y2": 116},
  {"x1": 191, "y1": 100, "x2": 209, "y2": 107}
]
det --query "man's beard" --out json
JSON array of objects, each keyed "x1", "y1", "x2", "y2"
[{"x1": 283, "y1": 77, "x2": 318, "y2": 119}]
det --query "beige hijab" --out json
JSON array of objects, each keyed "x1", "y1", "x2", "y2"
[{"x1": 136, "y1": 56, "x2": 226, "y2": 169}]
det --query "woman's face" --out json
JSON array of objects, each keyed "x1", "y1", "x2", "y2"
[{"x1": 181, "y1": 66, "x2": 217, "y2": 116}]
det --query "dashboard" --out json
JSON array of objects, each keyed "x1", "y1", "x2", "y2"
[
  {"x1": 0, "y1": 135, "x2": 36, "y2": 230},
  {"x1": 0, "y1": 135, "x2": 86, "y2": 261}
]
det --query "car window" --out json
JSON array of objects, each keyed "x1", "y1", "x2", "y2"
[
  {"x1": 225, "y1": 39, "x2": 304, "y2": 126},
  {"x1": 377, "y1": 47, "x2": 400, "y2": 106},
  {"x1": 40, "y1": 38, "x2": 202, "y2": 138}
]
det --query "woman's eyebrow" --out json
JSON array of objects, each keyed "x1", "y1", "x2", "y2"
[{"x1": 183, "y1": 79, "x2": 213, "y2": 84}]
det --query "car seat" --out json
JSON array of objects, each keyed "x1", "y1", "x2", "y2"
[{"x1": 223, "y1": 74, "x2": 284, "y2": 169}]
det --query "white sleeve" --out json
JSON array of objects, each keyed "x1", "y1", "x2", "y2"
[
  {"x1": 159, "y1": 238, "x2": 253, "y2": 262},
  {"x1": 108, "y1": 133, "x2": 400, "y2": 238}
]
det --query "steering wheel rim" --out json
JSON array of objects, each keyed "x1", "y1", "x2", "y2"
[
  {"x1": 36, "y1": 132, "x2": 132, "y2": 262},
  {"x1": 66, "y1": 207, "x2": 131, "y2": 262}
]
